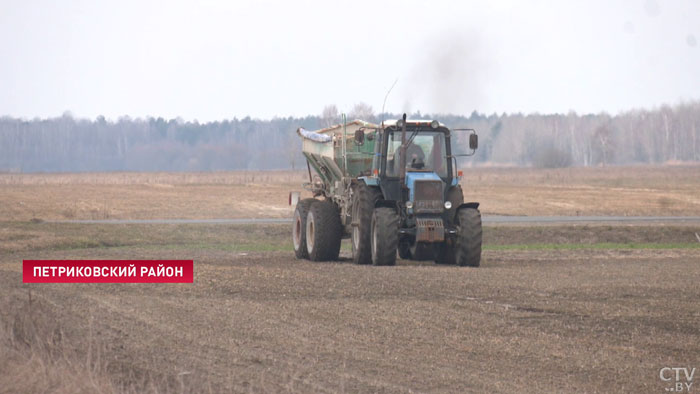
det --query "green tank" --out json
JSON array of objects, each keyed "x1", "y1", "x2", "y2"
[{"x1": 297, "y1": 120, "x2": 377, "y2": 196}]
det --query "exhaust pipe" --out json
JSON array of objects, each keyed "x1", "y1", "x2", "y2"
[{"x1": 399, "y1": 113, "x2": 407, "y2": 186}]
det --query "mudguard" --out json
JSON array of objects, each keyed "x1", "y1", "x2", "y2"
[
  {"x1": 458, "y1": 202, "x2": 480, "y2": 210},
  {"x1": 358, "y1": 176, "x2": 379, "y2": 186}
]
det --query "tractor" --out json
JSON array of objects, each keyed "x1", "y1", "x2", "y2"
[{"x1": 290, "y1": 114, "x2": 481, "y2": 266}]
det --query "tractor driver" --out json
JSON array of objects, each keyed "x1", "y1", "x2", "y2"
[
  {"x1": 406, "y1": 143, "x2": 426, "y2": 169},
  {"x1": 392, "y1": 142, "x2": 425, "y2": 174}
]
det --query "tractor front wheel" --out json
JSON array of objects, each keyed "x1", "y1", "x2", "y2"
[
  {"x1": 370, "y1": 207, "x2": 399, "y2": 266},
  {"x1": 454, "y1": 208, "x2": 482, "y2": 267},
  {"x1": 435, "y1": 208, "x2": 482, "y2": 266}
]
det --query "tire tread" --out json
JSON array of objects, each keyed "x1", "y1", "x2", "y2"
[
  {"x1": 455, "y1": 208, "x2": 482, "y2": 267},
  {"x1": 371, "y1": 207, "x2": 399, "y2": 266},
  {"x1": 293, "y1": 198, "x2": 317, "y2": 259},
  {"x1": 307, "y1": 200, "x2": 342, "y2": 261},
  {"x1": 352, "y1": 183, "x2": 381, "y2": 265}
]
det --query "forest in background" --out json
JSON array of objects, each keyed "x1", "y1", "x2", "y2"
[{"x1": 1, "y1": 101, "x2": 699, "y2": 172}]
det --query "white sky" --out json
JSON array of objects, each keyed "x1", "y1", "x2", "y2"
[{"x1": 1, "y1": 0, "x2": 699, "y2": 121}]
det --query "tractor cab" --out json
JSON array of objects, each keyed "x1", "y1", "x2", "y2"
[
  {"x1": 374, "y1": 119, "x2": 454, "y2": 206},
  {"x1": 293, "y1": 113, "x2": 481, "y2": 267},
  {"x1": 385, "y1": 127, "x2": 449, "y2": 177}
]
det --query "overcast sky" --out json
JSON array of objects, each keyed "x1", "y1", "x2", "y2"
[{"x1": 1, "y1": 0, "x2": 698, "y2": 121}]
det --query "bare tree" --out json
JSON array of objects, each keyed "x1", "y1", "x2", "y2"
[
  {"x1": 349, "y1": 102, "x2": 374, "y2": 121},
  {"x1": 2, "y1": 101, "x2": 700, "y2": 172},
  {"x1": 286, "y1": 132, "x2": 300, "y2": 170},
  {"x1": 321, "y1": 105, "x2": 339, "y2": 128},
  {"x1": 593, "y1": 124, "x2": 614, "y2": 166}
]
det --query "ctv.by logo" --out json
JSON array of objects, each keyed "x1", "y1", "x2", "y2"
[{"x1": 660, "y1": 367, "x2": 696, "y2": 392}]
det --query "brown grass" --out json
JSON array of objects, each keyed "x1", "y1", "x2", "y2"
[
  {"x1": 0, "y1": 171, "x2": 309, "y2": 221},
  {"x1": 0, "y1": 290, "x2": 118, "y2": 394},
  {"x1": 0, "y1": 290, "x2": 215, "y2": 394},
  {"x1": 460, "y1": 165, "x2": 700, "y2": 216},
  {"x1": 1, "y1": 165, "x2": 699, "y2": 221},
  {"x1": 0, "y1": 171, "x2": 302, "y2": 186}
]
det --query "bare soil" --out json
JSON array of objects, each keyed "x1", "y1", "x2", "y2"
[{"x1": 1, "y1": 223, "x2": 699, "y2": 393}]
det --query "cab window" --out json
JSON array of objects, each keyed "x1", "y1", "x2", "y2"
[{"x1": 385, "y1": 131, "x2": 447, "y2": 178}]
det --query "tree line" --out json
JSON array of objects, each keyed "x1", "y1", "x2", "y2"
[{"x1": 1, "y1": 101, "x2": 699, "y2": 173}]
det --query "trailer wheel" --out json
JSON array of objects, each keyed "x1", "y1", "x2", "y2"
[
  {"x1": 371, "y1": 207, "x2": 399, "y2": 266},
  {"x1": 454, "y1": 208, "x2": 482, "y2": 267},
  {"x1": 306, "y1": 200, "x2": 342, "y2": 261},
  {"x1": 351, "y1": 183, "x2": 381, "y2": 265},
  {"x1": 292, "y1": 198, "x2": 317, "y2": 259}
]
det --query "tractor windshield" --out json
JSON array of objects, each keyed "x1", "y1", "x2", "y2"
[{"x1": 386, "y1": 131, "x2": 448, "y2": 178}]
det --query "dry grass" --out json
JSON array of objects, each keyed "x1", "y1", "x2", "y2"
[
  {"x1": 0, "y1": 290, "x2": 215, "y2": 394},
  {"x1": 0, "y1": 171, "x2": 303, "y2": 186},
  {"x1": 0, "y1": 171, "x2": 310, "y2": 221},
  {"x1": 0, "y1": 291, "x2": 118, "y2": 394},
  {"x1": 461, "y1": 165, "x2": 700, "y2": 216},
  {"x1": 1, "y1": 165, "x2": 699, "y2": 221}
]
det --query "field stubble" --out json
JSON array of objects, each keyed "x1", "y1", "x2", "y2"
[{"x1": 1, "y1": 165, "x2": 699, "y2": 221}]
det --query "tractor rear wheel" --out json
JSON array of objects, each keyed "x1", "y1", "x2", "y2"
[
  {"x1": 454, "y1": 208, "x2": 482, "y2": 267},
  {"x1": 370, "y1": 207, "x2": 399, "y2": 266},
  {"x1": 306, "y1": 200, "x2": 342, "y2": 261},
  {"x1": 293, "y1": 198, "x2": 317, "y2": 259},
  {"x1": 351, "y1": 183, "x2": 381, "y2": 265}
]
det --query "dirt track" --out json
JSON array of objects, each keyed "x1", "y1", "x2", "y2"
[{"x1": 2, "y1": 226, "x2": 699, "y2": 393}]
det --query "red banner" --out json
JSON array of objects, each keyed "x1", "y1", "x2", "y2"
[{"x1": 23, "y1": 260, "x2": 193, "y2": 283}]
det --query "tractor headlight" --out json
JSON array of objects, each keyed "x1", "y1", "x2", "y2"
[
  {"x1": 431, "y1": 120, "x2": 439, "y2": 129},
  {"x1": 444, "y1": 201, "x2": 452, "y2": 209},
  {"x1": 406, "y1": 201, "x2": 414, "y2": 209}
]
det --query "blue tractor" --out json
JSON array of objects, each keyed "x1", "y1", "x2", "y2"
[{"x1": 291, "y1": 114, "x2": 481, "y2": 266}]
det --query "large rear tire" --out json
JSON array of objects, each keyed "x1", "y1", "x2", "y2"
[
  {"x1": 371, "y1": 207, "x2": 399, "y2": 266},
  {"x1": 454, "y1": 208, "x2": 482, "y2": 267},
  {"x1": 351, "y1": 183, "x2": 381, "y2": 265},
  {"x1": 292, "y1": 198, "x2": 317, "y2": 259},
  {"x1": 306, "y1": 200, "x2": 342, "y2": 261}
]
